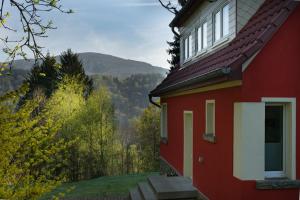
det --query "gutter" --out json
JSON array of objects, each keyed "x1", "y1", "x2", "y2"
[
  {"x1": 150, "y1": 67, "x2": 231, "y2": 97},
  {"x1": 149, "y1": 94, "x2": 161, "y2": 108}
]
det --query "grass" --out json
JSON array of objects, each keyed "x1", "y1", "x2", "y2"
[{"x1": 41, "y1": 172, "x2": 159, "y2": 200}]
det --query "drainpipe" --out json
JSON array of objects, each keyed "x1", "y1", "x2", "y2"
[{"x1": 149, "y1": 94, "x2": 161, "y2": 108}]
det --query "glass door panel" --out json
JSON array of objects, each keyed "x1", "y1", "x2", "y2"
[{"x1": 265, "y1": 105, "x2": 284, "y2": 172}]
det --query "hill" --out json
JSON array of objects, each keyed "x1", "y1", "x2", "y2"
[
  {"x1": 1, "y1": 52, "x2": 167, "y2": 95},
  {"x1": 12, "y1": 52, "x2": 168, "y2": 78},
  {"x1": 92, "y1": 74, "x2": 163, "y2": 129}
]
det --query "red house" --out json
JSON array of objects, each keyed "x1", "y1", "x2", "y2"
[{"x1": 150, "y1": 0, "x2": 300, "y2": 199}]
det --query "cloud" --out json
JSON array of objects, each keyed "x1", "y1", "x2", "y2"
[{"x1": 0, "y1": 0, "x2": 174, "y2": 69}]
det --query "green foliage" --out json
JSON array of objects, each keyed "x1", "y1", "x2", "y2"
[
  {"x1": 133, "y1": 105, "x2": 160, "y2": 172},
  {"x1": 167, "y1": 35, "x2": 180, "y2": 71},
  {"x1": 22, "y1": 49, "x2": 93, "y2": 103},
  {"x1": 0, "y1": 84, "x2": 71, "y2": 199},
  {"x1": 24, "y1": 54, "x2": 59, "y2": 100},
  {"x1": 59, "y1": 84, "x2": 121, "y2": 181},
  {"x1": 92, "y1": 74, "x2": 164, "y2": 128},
  {"x1": 60, "y1": 49, "x2": 93, "y2": 97}
]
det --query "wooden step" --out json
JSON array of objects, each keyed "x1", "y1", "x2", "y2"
[
  {"x1": 130, "y1": 187, "x2": 143, "y2": 200},
  {"x1": 138, "y1": 182, "x2": 156, "y2": 200},
  {"x1": 148, "y1": 176, "x2": 199, "y2": 200}
]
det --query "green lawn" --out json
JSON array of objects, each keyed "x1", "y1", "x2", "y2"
[{"x1": 41, "y1": 172, "x2": 159, "y2": 199}]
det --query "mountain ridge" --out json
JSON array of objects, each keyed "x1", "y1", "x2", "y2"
[{"x1": 12, "y1": 52, "x2": 168, "y2": 78}]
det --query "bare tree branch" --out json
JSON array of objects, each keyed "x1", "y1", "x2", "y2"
[
  {"x1": 158, "y1": 0, "x2": 178, "y2": 14},
  {"x1": 0, "y1": 0, "x2": 73, "y2": 69}
]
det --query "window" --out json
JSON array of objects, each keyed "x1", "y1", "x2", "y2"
[
  {"x1": 197, "y1": 22, "x2": 208, "y2": 52},
  {"x1": 262, "y1": 98, "x2": 296, "y2": 180},
  {"x1": 184, "y1": 34, "x2": 193, "y2": 61},
  {"x1": 205, "y1": 100, "x2": 215, "y2": 135},
  {"x1": 214, "y1": 3, "x2": 230, "y2": 42},
  {"x1": 233, "y1": 98, "x2": 296, "y2": 181},
  {"x1": 161, "y1": 104, "x2": 168, "y2": 139},
  {"x1": 265, "y1": 104, "x2": 285, "y2": 178}
]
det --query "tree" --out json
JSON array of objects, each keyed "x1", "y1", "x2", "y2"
[
  {"x1": 167, "y1": 35, "x2": 180, "y2": 71},
  {"x1": 158, "y1": 0, "x2": 185, "y2": 71},
  {"x1": 60, "y1": 49, "x2": 93, "y2": 97},
  {"x1": 0, "y1": 85, "x2": 71, "y2": 199},
  {"x1": 133, "y1": 105, "x2": 160, "y2": 172},
  {"x1": 0, "y1": 0, "x2": 72, "y2": 65},
  {"x1": 21, "y1": 54, "x2": 59, "y2": 104}
]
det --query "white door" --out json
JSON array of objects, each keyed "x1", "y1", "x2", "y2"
[{"x1": 184, "y1": 111, "x2": 193, "y2": 179}]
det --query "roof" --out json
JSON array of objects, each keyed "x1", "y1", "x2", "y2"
[
  {"x1": 151, "y1": 0, "x2": 299, "y2": 97},
  {"x1": 170, "y1": 0, "x2": 203, "y2": 27}
]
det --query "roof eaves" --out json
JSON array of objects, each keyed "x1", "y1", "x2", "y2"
[
  {"x1": 150, "y1": 67, "x2": 231, "y2": 96},
  {"x1": 169, "y1": 0, "x2": 203, "y2": 27}
]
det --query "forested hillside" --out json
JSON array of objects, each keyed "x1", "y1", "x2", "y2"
[
  {"x1": 92, "y1": 73, "x2": 163, "y2": 128},
  {"x1": 0, "y1": 51, "x2": 164, "y2": 199},
  {"x1": 11, "y1": 52, "x2": 168, "y2": 78},
  {"x1": 0, "y1": 69, "x2": 28, "y2": 94}
]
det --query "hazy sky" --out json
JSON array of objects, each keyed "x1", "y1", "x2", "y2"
[{"x1": 0, "y1": 0, "x2": 175, "y2": 68}]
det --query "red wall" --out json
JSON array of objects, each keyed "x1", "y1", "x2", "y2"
[{"x1": 160, "y1": 5, "x2": 300, "y2": 200}]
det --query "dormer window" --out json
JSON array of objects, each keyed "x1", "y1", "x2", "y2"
[
  {"x1": 197, "y1": 22, "x2": 208, "y2": 53},
  {"x1": 184, "y1": 34, "x2": 193, "y2": 61},
  {"x1": 214, "y1": 3, "x2": 230, "y2": 42}
]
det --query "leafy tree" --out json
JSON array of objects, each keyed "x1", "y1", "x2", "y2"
[
  {"x1": 60, "y1": 49, "x2": 93, "y2": 97},
  {"x1": 58, "y1": 83, "x2": 120, "y2": 180},
  {"x1": 133, "y1": 105, "x2": 160, "y2": 172},
  {"x1": 0, "y1": 85, "x2": 71, "y2": 199}
]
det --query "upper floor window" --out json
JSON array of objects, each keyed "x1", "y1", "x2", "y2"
[
  {"x1": 197, "y1": 22, "x2": 208, "y2": 52},
  {"x1": 214, "y1": 3, "x2": 230, "y2": 42},
  {"x1": 184, "y1": 34, "x2": 193, "y2": 61}
]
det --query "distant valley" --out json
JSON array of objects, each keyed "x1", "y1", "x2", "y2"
[{"x1": 0, "y1": 52, "x2": 167, "y2": 130}]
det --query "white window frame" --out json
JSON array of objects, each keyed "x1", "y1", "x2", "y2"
[
  {"x1": 205, "y1": 100, "x2": 215, "y2": 135},
  {"x1": 264, "y1": 103, "x2": 286, "y2": 178},
  {"x1": 184, "y1": 33, "x2": 193, "y2": 62},
  {"x1": 213, "y1": 3, "x2": 230, "y2": 43},
  {"x1": 262, "y1": 98, "x2": 296, "y2": 180},
  {"x1": 196, "y1": 21, "x2": 208, "y2": 53},
  {"x1": 160, "y1": 103, "x2": 168, "y2": 139}
]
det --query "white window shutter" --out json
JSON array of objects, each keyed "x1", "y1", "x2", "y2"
[{"x1": 233, "y1": 102, "x2": 265, "y2": 180}]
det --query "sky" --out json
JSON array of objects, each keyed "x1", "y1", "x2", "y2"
[{"x1": 0, "y1": 0, "x2": 176, "y2": 68}]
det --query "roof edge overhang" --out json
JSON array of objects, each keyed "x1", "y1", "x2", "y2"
[
  {"x1": 150, "y1": 67, "x2": 239, "y2": 97},
  {"x1": 170, "y1": 0, "x2": 205, "y2": 27}
]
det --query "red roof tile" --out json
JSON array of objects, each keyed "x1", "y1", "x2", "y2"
[{"x1": 150, "y1": 0, "x2": 299, "y2": 97}]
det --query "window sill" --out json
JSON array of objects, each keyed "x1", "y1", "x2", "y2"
[
  {"x1": 183, "y1": 57, "x2": 193, "y2": 64},
  {"x1": 202, "y1": 133, "x2": 216, "y2": 143},
  {"x1": 256, "y1": 179, "x2": 300, "y2": 190},
  {"x1": 212, "y1": 37, "x2": 229, "y2": 49},
  {"x1": 160, "y1": 137, "x2": 168, "y2": 144},
  {"x1": 195, "y1": 49, "x2": 208, "y2": 58}
]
